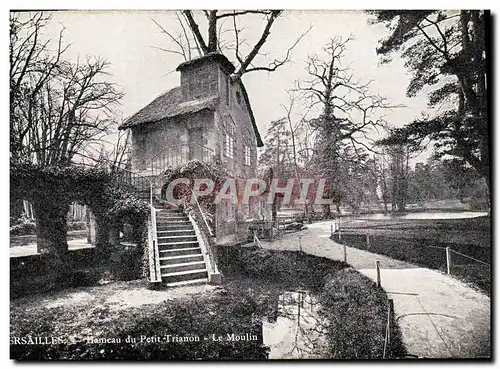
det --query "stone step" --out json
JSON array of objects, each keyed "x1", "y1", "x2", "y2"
[
  {"x1": 158, "y1": 241, "x2": 199, "y2": 250},
  {"x1": 160, "y1": 260, "x2": 206, "y2": 274},
  {"x1": 157, "y1": 219, "x2": 191, "y2": 224},
  {"x1": 159, "y1": 247, "x2": 202, "y2": 257},
  {"x1": 157, "y1": 224, "x2": 194, "y2": 231},
  {"x1": 157, "y1": 229, "x2": 195, "y2": 234},
  {"x1": 165, "y1": 278, "x2": 209, "y2": 288},
  {"x1": 157, "y1": 230, "x2": 196, "y2": 237},
  {"x1": 157, "y1": 235, "x2": 198, "y2": 242},
  {"x1": 161, "y1": 269, "x2": 208, "y2": 284},
  {"x1": 156, "y1": 211, "x2": 182, "y2": 215},
  {"x1": 155, "y1": 207, "x2": 181, "y2": 212},
  {"x1": 156, "y1": 216, "x2": 189, "y2": 221},
  {"x1": 159, "y1": 254, "x2": 204, "y2": 265}
]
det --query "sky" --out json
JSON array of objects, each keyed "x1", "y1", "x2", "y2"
[{"x1": 30, "y1": 10, "x2": 431, "y2": 161}]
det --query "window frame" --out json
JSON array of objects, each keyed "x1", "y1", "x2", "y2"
[
  {"x1": 244, "y1": 145, "x2": 251, "y2": 166},
  {"x1": 223, "y1": 115, "x2": 236, "y2": 159},
  {"x1": 224, "y1": 133, "x2": 235, "y2": 159}
]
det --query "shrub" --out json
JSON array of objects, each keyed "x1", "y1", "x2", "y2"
[
  {"x1": 318, "y1": 269, "x2": 406, "y2": 359},
  {"x1": 238, "y1": 248, "x2": 296, "y2": 281},
  {"x1": 10, "y1": 215, "x2": 36, "y2": 236},
  {"x1": 231, "y1": 248, "x2": 349, "y2": 291},
  {"x1": 109, "y1": 244, "x2": 143, "y2": 281}
]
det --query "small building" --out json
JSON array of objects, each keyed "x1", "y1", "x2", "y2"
[{"x1": 119, "y1": 53, "x2": 268, "y2": 246}]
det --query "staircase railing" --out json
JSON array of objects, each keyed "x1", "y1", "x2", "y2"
[
  {"x1": 149, "y1": 196, "x2": 161, "y2": 282},
  {"x1": 111, "y1": 166, "x2": 152, "y2": 203},
  {"x1": 112, "y1": 167, "x2": 161, "y2": 283},
  {"x1": 189, "y1": 191, "x2": 219, "y2": 277},
  {"x1": 149, "y1": 143, "x2": 215, "y2": 178}
]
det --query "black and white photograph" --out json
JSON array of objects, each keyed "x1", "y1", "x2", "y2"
[{"x1": 8, "y1": 6, "x2": 492, "y2": 361}]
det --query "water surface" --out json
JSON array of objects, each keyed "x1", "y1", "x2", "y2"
[{"x1": 262, "y1": 290, "x2": 329, "y2": 359}]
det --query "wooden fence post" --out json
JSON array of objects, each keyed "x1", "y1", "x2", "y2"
[
  {"x1": 343, "y1": 244, "x2": 347, "y2": 263},
  {"x1": 366, "y1": 234, "x2": 370, "y2": 249},
  {"x1": 388, "y1": 299, "x2": 394, "y2": 345},
  {"x1": 446, "y1": 247, "x2": 451, "y2": 275},
  {"x1": 338, "y1": 218, "x2": 341, "y2": 242},
  {"x1": 376, "y1": 260, "x2": 381, "y2": 287},
  {"x1": 331, "y1": 223, "x2": 333, "y2": 237}
]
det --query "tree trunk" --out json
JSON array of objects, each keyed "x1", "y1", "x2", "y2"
[
  {"x1": 109, "y1": 224, "x2": 120, "y2": 246},
  {"x1": 94, "y1": 213, "x2": 111, "y2": 247},
  {"x1": 33, "y1": 200, "x2": 69, "y2": 258},
  {"x1": 207, "y1": 11, "x2": 218, "y2": 52}
]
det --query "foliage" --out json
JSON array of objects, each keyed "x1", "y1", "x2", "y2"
[
  {"x1": 231, "y1": 248, "x2": 350, "y2": 292},
  {"x1": 10, "y1": 215, "x2": 36, "y2": 236},
  {"x1": 370, "y1": 11, "x2": 489, "y2": 187},
  {"x1": 10, "y1": 161, "x2": 110, "y2": 205},
  {"x1": 108, "y1": 245, "x2": 145, "y2": 281},
  {"x1": 221, "y1": 248, "x2": 404, "y2": 358},
  {"x1": 162, "y1": 159, "x2": 226, "y2": 212},
  {"x1": 319, "y1": 269, "x2": 406, "y2": 359},
  {"x1": 397, "y1": 158, "x2": 490, "y2": 206},
  {"x1": 104, "y1": 187, "x2": 149, "y2": 226},
  {"x1": 297, "y1": 37, "x2": 393, "y2": 213},
  {"x1": 259, "y1": 118, "x2": 296, "y2": 178},
  {"x1": 163, "y1": 159, "x2": 226, "y2": 183},
  {"x1": 10, "y1": 161, "x2": 148, "y2": 257}
]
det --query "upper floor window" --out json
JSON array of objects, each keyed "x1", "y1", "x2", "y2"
[
  {"x1": 224, "y1": 134, "x2": 235, "y2": 159},
  {"x1": 244, "y1": 145, "x2": 251, "y2": 166}
]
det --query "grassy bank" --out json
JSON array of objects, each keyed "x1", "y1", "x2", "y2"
[
  {"x1": 11, "y1": 249, "x2": 405, "y2": 360},
  {"x1": 336, "y1": 216, "x2": 491, "y2": 295}
]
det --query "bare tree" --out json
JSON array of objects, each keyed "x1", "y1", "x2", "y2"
[
  {"x1": 10, "y1": 12, "x2": 69, "y2": 161},
  {"x1": 10, "y1": 12, "x2": 124, "y2": 166},
  {"x1": 152, "y1": 10, "x2": 312, "y2": 82},
  {"x1": 280, "y1": 90, "x2": 315, "y2": 214},
  {"x1": 298, "y1": 37, "x2": 396, "y2": 216}
]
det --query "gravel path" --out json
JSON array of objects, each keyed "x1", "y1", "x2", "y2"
[{"x1": 260, "y1": 221, "x2": 491, "y2": 358}]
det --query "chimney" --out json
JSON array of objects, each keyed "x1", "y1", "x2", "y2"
[{"x1": 176, "y1": 53, "x2": 235, "y2": 100}]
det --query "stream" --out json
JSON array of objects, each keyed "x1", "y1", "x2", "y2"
[{"x1": 262, "y1": 290, "x2": 330, "y2": 359}]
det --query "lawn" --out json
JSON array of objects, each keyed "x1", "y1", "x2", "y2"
[
  {"x1": 336, "y1": 216, "x2": 491, "y2": 295},
  {"x1": 10, "y1": 248, "x2": 405, "y2": 360}
]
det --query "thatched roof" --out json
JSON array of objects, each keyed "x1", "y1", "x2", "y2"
[
  {"x1": 119, "y1": 53, "x2": 263, "y2": 147},
  {"x1": 238, "y1": 82, "x2": 263, "y2": 147},
  {"x1": 119, "y1": 87, "x2": 218, "y2": 129},
  {"x1": 176, "y1": 52, "x2": 235, "y2": 74}
]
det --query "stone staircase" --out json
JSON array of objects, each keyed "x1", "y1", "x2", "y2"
[{"x1": 154, "y1": 203, "x2": 209, "y2": 287}]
